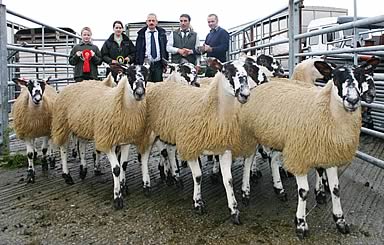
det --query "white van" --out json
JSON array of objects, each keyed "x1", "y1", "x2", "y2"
[{"x1": 304, "y1": 16, "x2": 379, "y2": 53}]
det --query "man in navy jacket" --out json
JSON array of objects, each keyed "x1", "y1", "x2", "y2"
[
  {"x1": 136, "y1": 13, "x2": 169, "y2": 82},
  {"x1": 202, "y1": 14, "x2": 229, "y2": 77}
]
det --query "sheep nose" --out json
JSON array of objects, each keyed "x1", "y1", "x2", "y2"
[{"x1": 346, "y1": 95, "x2": 359, "y2": 105}]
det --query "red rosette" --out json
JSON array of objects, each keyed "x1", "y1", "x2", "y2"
[{"x1": 82, "y1": 49, "x2": 92, "y2": 73}]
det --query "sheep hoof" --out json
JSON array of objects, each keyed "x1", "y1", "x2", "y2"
[
  {"x1": 210, "y1": 173, "x2": 220, "y2": 184},
  {"x1": 94, "y1": 170, "x2": 103, "y2": 176},
  {"x1": 49, "y1": 157, "x2": 56, "y2": 169},
  {"x1": 158, "y1": 165, "x2": 166, "y2": 181},
  {"x1": 71, "y1": 148, "x2": 77, "y2": 158},
  {"x1": 41, "y1": 158, "x2": 48, "y2": 172},
  {"x1": 295, "y1": 217, "x2": 309, "y2": 239},
  {"x1": 296, "y1": 227, "x2": 309, "y2": 239},
  {"x1": 121, "y1": 183, "x2": 129, "y2": 197},
  {"x1": 231, "y1": 210, "x2": 241, "y2": 225},
  {"x1": 113, "y1": 197, "x2": 124, "y2": 210},
  {"x1": 193, "y1": 200, "x2": 206, "y2": 215},
  {"x1": 143, "y1": 187, "x2": 151, "y2": 197},
  {"x1": 334, "y1": 216, "x2": 350, "y2": 234},
  {"x1": 251, "y1": 171, "x2": 262, "y2": 183},
  {"x1": 274, "y1": 188, "x2": 288, "y2": 202},
  {"x1": 166, "y1": 173, "x2": 176, "y2": 186},
  {"x1": 62, "y1": 173, "x2": 74, "y2": 185},
  {"x1": 315, "y1": 190, "x2": 327, "y2": 204},
  {"x1": 79, "y1": 166, "x2": 87, "y2": 180},
  {"x1": 241, "y1": 193, "x2": 250, "y2": 206},
  {"x1": 26, "y1": 169, "x2": 35, "y2": 184},
  {"x1": 175, "y1": 178, "x2": 184, "y2": 189}
]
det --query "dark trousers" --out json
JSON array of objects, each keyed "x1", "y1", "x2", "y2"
[
  {"x1": 75, "y1": 75, "x2": 97, "y2": 82},
  {"x1": 149, "y1": 61, "x2": 164, "y2": 82}
]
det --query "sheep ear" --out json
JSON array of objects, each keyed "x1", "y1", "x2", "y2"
[
  {"x1": 314, "y1": 61, "x2": 333, "y2": 78},
  {"x1": 12, "y1": 78, "x2": 28, "y2": 87},
  {"x1": 45, "y1": 76, "x2": 52, "y2": 85},
  {"x1": 360, "y1": 56, "x2": 381, "y2": 74},
  {"x1": 256, "y1": 54, "x2": 273, "y2": 67},
  {"x1": 207, "y1": 58, "x2": 223, "y2": 71}
]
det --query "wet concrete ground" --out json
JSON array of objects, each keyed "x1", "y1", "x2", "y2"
[{"x1": 0, "y1": 135, "x2": 383, "y2": 244}]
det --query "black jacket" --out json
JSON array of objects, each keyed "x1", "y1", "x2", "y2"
[
  {"x1": 101, "y1": 33, "x2": 136, "y2": 64},
  {"x1": 69, "y1": 42, "x2": 102, "y2": 80},
  {"x1": 136, "y1": 26, "x2": 168, "y2": 65}
]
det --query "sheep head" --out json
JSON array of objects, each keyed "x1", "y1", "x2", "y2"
[
  {"x1": 12, "y1": 77, "x2": 51, "y2": 105},
  {"x1": 256, "y1": 54, "x2": 285, "y2": 77},
  {"x1": 207, "y1": 58, "x2": 250, "y2": 104},
  {"x1": 125, "y1": 65, "x2": 149, "y2": 101},
  {"x1": 163, "y1": 60, "x2": 199, "y2": 87},
  {"x1": 315, "y1": 56, "x2": 380, "y2": 112}
]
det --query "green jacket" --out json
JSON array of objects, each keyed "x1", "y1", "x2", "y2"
[{"x1": 69, "y1": 42, "x2": 103, "y2": 80}]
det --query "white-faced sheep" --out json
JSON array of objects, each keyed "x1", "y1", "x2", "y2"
[
  {"x1": 51, "y1": 64, "x2": 150, "y2": 209},
  {"x1": 142, "y1": 58, "x2": 253, "y2": 224},
  {"x1": 11, "y1": 77, "x2": 57, "y2": 183},
  {"x1": 236, "y1": 57, "x2": 380, "y2": 238}
]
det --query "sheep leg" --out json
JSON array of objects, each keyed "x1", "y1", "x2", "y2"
[
  {"x1": 219, "y1": 150, "x2": 240, "y2": 225},
  {"x1": 315, "y1": 167, "x2": 327, "y2": 204},
  {"x1": 270, "y1": 151, "x2": 287, "y2": 201},
  {"x1": 47, "y1": 139, "x2": 56, "y2": 169},
  {"x1": 295, "y1": 175, "x2": 309, "y2": 239},
  {"x1": 165, "y1": 145, "x2": 183, "y2": 187},
  {"x1": 250, "y1": 145, "x2": 265, "y2": 182},
  {"x1": 78, "y1": 139, "x2": 88, "y2": 180},
  {"x1": 241, "y1": 154, "x2": 254, "y2": 206},
  {"x1": 106, "y1": 147, "x2": 124, "y2": 209},
  {"x1": 210, "y1": 157, "x2": 220, "y2": 184},
  {"x1": 25, "y1": 139, "x2": 36, "y2": 183},
  {"x1": 119, "y1": 144, "x2": 130, "y2": 196},
  {"x1": 140, "y1": 147, "x2": 152, "y2": 196},
  {"x1": 93, "y1": 148, "x2": 102, "y2": 176},
  {"x1": 60, "y1": 142, "x2": 74, "y2": 185},
  {"x1": 155, "y1": 140, "x2": 167, "y2": 181},
  {"x1": 326, "y1": 167, "x2": 350, "y2": 234},
  {"x1": 41, "y1": 136, "x2": 49, "y2": 172},
  {"x1": 188, "y1": 159, "x2": 205, "y2": 214}
]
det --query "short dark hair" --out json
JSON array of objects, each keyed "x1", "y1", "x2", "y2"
[
  {"x1": 180, "y1": 14, "x2": 191, "y2": 22},
  {"x1": 113, "y1": 20, "x2": 124, "y2": 29},
  {"x1": 208, "y1": 14, "x2": 218, "y2": 20}
]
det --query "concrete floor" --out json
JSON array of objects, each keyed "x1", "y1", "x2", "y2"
[{"x1": 0, "y1": 135, "x2": 383, "y2": 244}]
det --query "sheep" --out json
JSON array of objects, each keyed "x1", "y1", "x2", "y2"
[
  {"x1": 235, "y1": 57, "x2": 380, "y2": 238},
  {"x1": 51, "y1": 64, "x2": 150, "y2": 209},
  {"x1": 69, "y1": 74, "x2": 119, "y2": 179},
  {"x1": 112, "y1": 61, "x2": 200, "y2": 188},
  {"x1": 242, "y1": 57, "x2": 334, "y2": 203},
  {"x1": 11, "y1": 77, "x2": 57, "y2": 183},
  {"x1": 143, "y1": 58, "x2": 254, "y2": 224}
]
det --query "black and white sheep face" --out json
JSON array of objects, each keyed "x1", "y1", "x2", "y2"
[
  {"x1": 332, "y1": 67, "x2": 362, "y2": 112},
  {"x1": 178, "y1": 63, "x2": 199, "y2": 87},
  {"x1": 222, "y1": 60, "x2": 250, "y2": 104},
  {"x1": 126, "y1": 65, "x2": 149, "y2": 101},
  {"x1": 12, "y1": 78, "x2": 47, "y2": 105},
  {"x1": 244, "y1": 57, "x2": 269, "y2": 87},
  {"x1": 256, "y1": 54, "x2": 285, "y2": 77}
]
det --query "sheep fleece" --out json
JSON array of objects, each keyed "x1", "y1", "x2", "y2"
[
  {"x1": 238, "y1": 80, "x2": 361, "y2": 175},
  {"x1": 51, "y1": 80, "x2": 148, "y2": 153},
  {"x1": 12, "y1": 85, "x2": 57, "y2": 139},
  {"x1": 146, "y1": 75, "x2": 242, "y2": 161}
]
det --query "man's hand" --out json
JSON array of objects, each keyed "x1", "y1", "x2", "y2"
[{"x1": 76, "y1": 51, "x2": 82, "y2": 57}]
